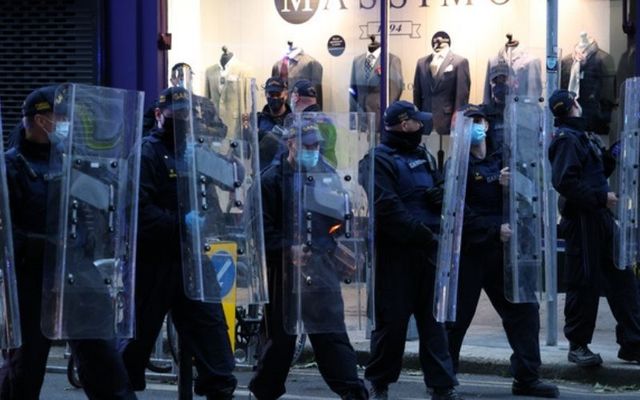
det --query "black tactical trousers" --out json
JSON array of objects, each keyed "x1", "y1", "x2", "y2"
[
  {"x1": 561, "y1": 216, "x2": 640, "y2": 349},
  {"x1": 248, "y1": 266, "x2": 367, "y2": 400},
  {"x1": 0, "y1": 267, "x2": 135, "y2": 400},
  {"x1": 122, "y1": 260, "x2": 237, "y2": 397},
  {"x1": 365, "y1": 248, "x2": 458, "y2": 390},
  {"x1": 447, "y1": 242, "x2": 542, "y2": 383}
]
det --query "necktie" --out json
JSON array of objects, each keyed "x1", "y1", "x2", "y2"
[
  {"x1": 280, "y1": 57, "x2": 289, "y2": 81},
  {"x1": 364, "y1": 54, "x2": 375, "y2": 79},
  {"x1": 430, "y1": 54, "x2": 443, "y2": 75}
]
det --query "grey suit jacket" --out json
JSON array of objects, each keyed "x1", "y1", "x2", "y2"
[
  {"x1": 349, "y1": 52, "x2": 403, "y2": 124},
  {"x1": 204, "y1": 59, "x2": 253, "y2": 137},
  {"x1": 413, "y1": 51, "x2": 470, "y2": 135},
  {"x1": 272, "y1": 52, "x2": 323, "y2": 108}
]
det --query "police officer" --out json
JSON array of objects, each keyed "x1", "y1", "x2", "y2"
[
  {"x1": 121, "y1": 86, "x2": 237, "y2": 399},
  {"x1": 446, "y1": 105, "x2": 559, "y2": 398},
  {"x1": 248, "y1": 120, "x2": 368, "y2": 400},
  {"x1": 0, "y1": 86, "x2": 136, "y2": 400},
  {"x1": 289, "y1": 79, "x2": 337, "y2": 166},
  {"x1": 548, "y1": 89, "x2": 640, "y2": 365},
  {"x1": 362, "y1": 100, "x2": 460, "y2": 400},
  {"x1": 256, "y1": 77, "x2": 291, "y2": 170}
]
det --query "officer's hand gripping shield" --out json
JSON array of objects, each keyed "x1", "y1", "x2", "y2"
[
  {"x1": 613, "y1": 78, "x2": 640, "y2": 270},
  {"x1": 503, "y1": 96, "x2": 544, "y2": 303},
  {"x1": 285, "y1": 112, "x2": 375, "y2": 335},
  {"x1": 42, "y1": 84, "x2": 144, "y2": 339},
  {"x1": 433, "y1": 115, "x2": 473, "y2": 322},
  {"x1": 0, "y1": 103, "x2": 22, "y2": 348},
  {"x1": 175, "y1": 81, "x2": 268, "y2": 305}
]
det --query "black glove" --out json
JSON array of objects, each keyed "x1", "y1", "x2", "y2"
[{"x1": 425, "y1": 186, "x2": 444, "y2": 208}]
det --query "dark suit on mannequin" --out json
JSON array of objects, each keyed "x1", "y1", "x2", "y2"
[
  {"x1": 350, "y1": 51, "x2": 403, "y2": 127},
  {"x1": 413, "y1": 41, "x2": 470, "y2": 135},
  {"x1": 272, "y1": 48, "x2": 324, "y2": 108}
]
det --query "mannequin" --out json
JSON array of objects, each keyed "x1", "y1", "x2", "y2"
[
  {"x1": 204, "y1": 46, "x2": 253, "y2": 137},
  {"x1": 349, "y1": 35, "x2": 403, "y2": 130},
  {"x1": 272, "y1": 41, "x2": 324, "y2": 107},
  {"x1": 367, "y1": 35, "x2": 380, "y2": 53},
  {"x1": 482, "y1": 34, "x2": 542, "y2": 104},
  {"x1": 413, "y1": 31, "x2": 470, "y2": 137},
  {"x1": 220, "y1": 46, "x2": 234, "y2": 70},
  {"x1": 561, "y1": 32, "x2": 615, "y2": 135}
]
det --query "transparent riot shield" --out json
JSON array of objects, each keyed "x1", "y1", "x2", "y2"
[
  {"x1": 613, "y1": 77, "x2": 640, "y2": 270},
  {"x1": 503, "y1": 96, "x2": 544, "y2": 303},
  {"x1": 42, "y1": 84, "x2": 143, "y2": 339},
  {"x1": 284, "y1": 112, "x2": 374, "y2": 335},
  {"x1": 176, "y1": 79, "x2": 268, "y2": 305},
  {"x1": 0, "y1": 104, "x2": 21, "y2": 348},
  {"x1": 433, "y1": 115, "x2": 473, "y2": 323}
]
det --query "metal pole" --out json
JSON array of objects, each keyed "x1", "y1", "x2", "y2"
[
  {"x1": 543, "y1": 0, "x2": 559, "y2": 347},
  {"x1": 380, "y1": 0, "x2": 389, "y2": 118}
]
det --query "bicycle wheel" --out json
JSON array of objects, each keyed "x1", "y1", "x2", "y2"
[
  {"x1": 291, "y1": 334, "x2": 307, "y2": 366},
  {"x1": 67, "y1": 353, "x2": 83, "y2": 389}
]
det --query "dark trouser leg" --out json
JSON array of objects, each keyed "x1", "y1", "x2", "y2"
[
  {"x1": 70, "y1": 339, "x2": 137, "y2": 400},
  {"x1": 172, "y1": 297, "x2": 237, "y2": 397},
  {"x1": 365, "y1": 249, "x2": 412, "y2": 388},
  {"x1": 446, "y1": 249, "x2": 484, "y2": 373},
  {"x1": 310, "y1": 333, "x2": 368, "y2": 399},
  {"x1": 564, "y1": 284, "x2": 599, "y2": 345},
  {"x1": 482, "y1": 245, "x2": 541, "y2": 382},
  {"x1": 0, "y1": 270, "x2": 51, "y2": 400},
  {"x1": 249, "y1": 266, "x2": 296, "y2": 400},
  {"x1": 601, "y1": 264, "x2": 640, "y2": 348},
  {"x1": 122, "y1": 263, "x2": 175, "y2": 391},
  {"x1": 415, "y1": 260, "x2": 458, "y2": 389},
  {"x1": 0, "y1": 323, "x2": 51, "y2": 400}
]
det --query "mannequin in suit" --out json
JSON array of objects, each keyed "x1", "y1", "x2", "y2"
[
  {"x1": 349, "y1": 35, "x2": 403, "y2": 129},
  {"x1": 560, "y1": 32, "x2": 615, "y2": 135},
  {"x1": 272, "y1": 41, "x2": 324, "y2": 108},
  {"x1": 205, "y1": 46, "x2": 253, "y2": 137},
  {"x1": 482, "y1": 34, "x2": 543, "y2": 105},
  {"x1": 413, "y1": 31, "x2": 470, "y2": 135}
]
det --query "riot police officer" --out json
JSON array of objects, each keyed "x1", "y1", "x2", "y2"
[
  {"x1": 362, "y1": 100, "x2": 461, "y2": 400},
  {"x1": 121, "y1": 86, "x2": 237, "y2": 399},
  {"x1": 248, "y1": 119, "x2": 368, "y2": 400},
  {"x1": 0, "y1": 86, "x2": 136, "y2": 400},
  {"x1": 256, "y1": 77, "x2": 291, "y2": 170},
  {"x1": 446, "y1": 105, "x2": 559, "y2": 398},
  {"x1": 548, "y1": 89, "x2": 640, "y2": 365}
]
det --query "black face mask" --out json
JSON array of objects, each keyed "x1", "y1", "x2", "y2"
[
  {"x1": 492, "y1": 83, "x2": 508, "y2": 104},
  {"x1": 162, "y1": 116, "x2": 174, "y2": 136},
  {"x1": 382, "y1": 129, "x2": 423, "y2": 151},
  {"x1": 267, "y1": 97, "x2": 284, "y2": 113}
]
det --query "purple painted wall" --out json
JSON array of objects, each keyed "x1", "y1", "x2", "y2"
[{"x1": 104, "y1": 0, "x2": 167, "y2": 107}]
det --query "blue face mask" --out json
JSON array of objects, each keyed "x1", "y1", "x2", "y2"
[
  {"x1": 298, "y1": 149, "x2": 320, "y2": 169},
  {"x1": 470, "y1": 123, "x2": 486, "y2": 145}
]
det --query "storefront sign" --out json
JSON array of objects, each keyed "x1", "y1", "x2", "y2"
[
  {"x1": 360, "y1": 21, "x2": 421, "y2": 39},
  {"x1": 276, "y1": 0, "x2": 511, "y2": 24}
]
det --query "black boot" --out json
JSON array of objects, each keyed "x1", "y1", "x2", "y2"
[
  {"x1": 618, "y1": 346, "x2": 640, "y2": 363},
  {"x1": 370, "y1": 384, "x2": 388, "y2": 400},
  {"x1": 431, "y1": 387, "x2": 463, "y2": 400},
  {"x1": 567, "y1": 343, "x2": 603, "y2": 367},
  {"x1": 512, "y1": 379, "x2": 559, "y2": 398}
]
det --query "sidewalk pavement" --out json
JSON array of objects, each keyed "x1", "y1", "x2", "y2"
[{"x1": 345, "y1": 293, "x2": 640, "y2": 388}]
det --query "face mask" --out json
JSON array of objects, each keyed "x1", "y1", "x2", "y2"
[
  {"x1": 162, "y1": 116, "x2": 174, "y2": 135},
  {"x1": 470, "y1": 123, "x2": 487, "y2": 145},
  {"x1": 267, "y1": 97, "x2": 284, "y2": 113},
  {"x1": 50, "y1": 121, "x2": 70, "y2": 144},
  {"x1": 297, "y1": 149, "x2": 320, "y2": 169},
  {"x1": 492, "y1": 83, "x2": 508, "y2": 104}
]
